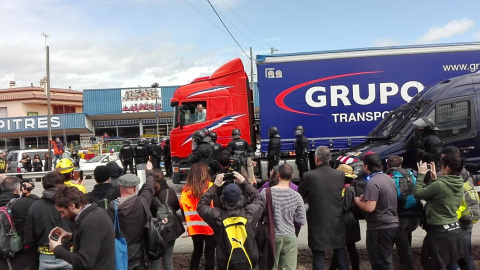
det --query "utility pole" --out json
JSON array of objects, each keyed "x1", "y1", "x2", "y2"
[
  {"x1": 43, "y1": 33, "x2": 52, "y2": 169},
  {"x1": 250, "y1": 47, "x2": 255, "y2": 92},
  {"x1": 152, "y1": 82, "x2": 160, "y2": 143}
]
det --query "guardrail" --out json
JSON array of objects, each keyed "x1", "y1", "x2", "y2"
[{"x1": 3, "y1": 170, "x2": 95, "y2": 179}]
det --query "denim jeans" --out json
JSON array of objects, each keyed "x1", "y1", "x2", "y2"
[
  {"x1": 366, "y1": 227, "x2": 398, "y2": 270},
  {"x1": 39, "y1": 254, "x2": 72, "y2": 270},
  {"x1": 149, "y1": 240, "x2": 175, "y2": 270},
  {"x1": 458, "y1": 223, "x2": 474, "y2": 270},
  {"x1": 395, "y1": 216, "x2": 419, "y2": 270},
  {"x1": 312, "y1": 247, "x2": 348, "y2": 270}
]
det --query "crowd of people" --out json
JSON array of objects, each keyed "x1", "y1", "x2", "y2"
[{"x1": 0, "y1": 117, "x2": 479, "y2": 270}]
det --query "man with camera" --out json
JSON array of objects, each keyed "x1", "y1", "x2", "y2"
[
  {"x1": 197, "y1": 170, "x2": 265, "y2": 270},
  {"x1": 25, "y1": 171, "x2": 73, "y2": 270},
  {"x1": 0, "y1": 177, "x2": 39, "y2": 270}
]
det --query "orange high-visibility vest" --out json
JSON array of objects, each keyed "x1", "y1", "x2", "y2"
[{"x1": 179, "y1": 182, "x2": 214, "y2": 236}]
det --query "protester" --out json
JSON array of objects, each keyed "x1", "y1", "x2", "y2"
[
  {"x1": 0, "y1": 177, "x2": 39, "y2": 270},
  {"x1": 298, "y1": 146, "x2": 348, "y2": 270},
  {"x1": 414, "y1": 154, "x2": 465, "y2": 269},
  {"x1": 330, "y1": 164, "x2": 361, "y2": 270},
  {"x1": 108, "y1": 161, "x2": 155, "y2": 269},
  {"x1": 44, "y1": 153, "x2": 52, "y2": 172},
  {"x1": 149, "y1": 169, "x2": 185, "y2": 270},
  {"x1": 21, "y1": 153, "x2": 33, "y2": 172},
  {"x1": 385, "y1": 155, "x2": 422, "y2": 270},
  {"x1": 354, "y1": 152, "x2": 398, "y2": 270},
  {"x1": 197, "y1": 169, "x2": 264, "y2": 269},
  {"x1": 24, "y1": 171, "x2": 73, "y2": 270},
  {"x1": 86, "y1": 166, "x2": 120, "y2": 206},
  {"x1": 50, "y1": 137, "x2": 65, "y2": 167},
  {"x1": 179, "y1": 163, "x2": 215, "y2": 270},
  {"x1": 105, "y1": 161, "x2": 123, "y2": 187},
  {"x1": 32, "y1": 154, "x2": 43, "y2": 182},
  {"x1": 261, "y1": 163, "x2": 306, "y2": 270},
  {"x1": 55, "y1": 158, "x2": 86, "y2": 193},
  {"x1": 49, "y1": 186, "x2": 115, "y2": 269},
  {"x1": 441, "y1": 146, "x2": 478, "y2": 270}
]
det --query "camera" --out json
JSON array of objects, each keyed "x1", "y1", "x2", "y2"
[
  {"x1": 426, "y1": 164, "x2": 432, "y2": 170},
  {"x1": 50, "y1": 232, "x2": 60, "y2": 241},
  {"x1": 223, "y1": 172, "x2": 235, "y2": 180},
  {"x1": 21, "y1": 181, "x2": 35, "y2": 192}
]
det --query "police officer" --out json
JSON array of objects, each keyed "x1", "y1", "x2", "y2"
[
  {"x1": 163, "y1": 137, "x2": 172, "y2": 177},
  {"x1": 209, "y1": 131, "x2": 224, "y2": 175},
  {"x1": 151, "y1": 139, "x2": 163, "y2": 169},
  {"x1": 189, "y1": 130, "x2": 213, "y2": 165},
  {"x1": 412, "y1": 117, "x2": 443, "y2": 164},
  {"x1": 134, "y1": 138, "x2": 150, "y2": 172},
  {"x1": 119, "y1": 139, "x2": 135, "y2": 174},
  {"x1": 226, "y1": 128, "x2": 253, "y2": 174},
  {"x1": 294, "y1": 125, "x2": 309, "y2": 178},
  {"x1": 267, "y1": 126, "x2": 281, "y2": 178}
]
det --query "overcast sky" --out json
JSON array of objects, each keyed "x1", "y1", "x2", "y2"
[{"x1": 1, "y1": 0, "x2": 479, "y2": 91}]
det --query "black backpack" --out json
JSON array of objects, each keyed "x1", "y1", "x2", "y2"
[
  {"x1": 349, "y1": 185, "x2": 365, "y2": 220},
  {"x1": 0, "y1": 198, "x2": 23, "y2": 259},
  {"x1": 139, "y1": 197, "x2": 167, "y2": 261},
  {"x1": 94, "y1": 188, "x2": 116, "y2": 210},
  {"x1": 154, "y1": 189, "x2": 175, "y2": 232}
]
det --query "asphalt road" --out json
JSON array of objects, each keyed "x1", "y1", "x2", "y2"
[{"x1": 31, "y1": 176, "x2": 480, "y2": 253}]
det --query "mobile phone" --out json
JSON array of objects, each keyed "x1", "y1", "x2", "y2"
[
  {"x1": 50, "y1": 233, "x2": 60, "y2": 241},
  {"x1": 426, "y1": 164, "x2": 432, "y2": 170},
  {"x1": 79, "y1": 170, "x2": 84, "y2": 179}
]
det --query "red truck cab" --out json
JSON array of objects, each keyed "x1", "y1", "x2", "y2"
[{"x1": 169, "y1": 58, "x2": 256, "y2": 183}]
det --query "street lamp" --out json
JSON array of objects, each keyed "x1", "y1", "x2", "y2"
[{"x1": 151, "y1": 82, "x2": 160, "y2": 143}]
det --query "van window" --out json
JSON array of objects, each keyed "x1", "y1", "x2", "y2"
[{"x1": 437, "y1": 100, "x2": 471, "y2": 139}]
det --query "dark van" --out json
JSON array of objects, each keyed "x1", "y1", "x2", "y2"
[{"x1": 337, "y1": 72, "x2": 480, "y2": 184}]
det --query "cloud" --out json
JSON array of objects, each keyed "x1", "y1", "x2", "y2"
[
  {"x1": 416, "y1": 18, "x2": 475, "y2": 44},
  {"x1": 373, "y1": 38, "x2": 400, "y2": 47}
]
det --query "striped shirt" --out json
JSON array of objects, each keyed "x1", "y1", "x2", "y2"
[{"x1": 261, "y1": 187, "x2": 307, "y2": 236}]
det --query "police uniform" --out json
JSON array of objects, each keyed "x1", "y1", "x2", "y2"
[
  {"x1": 189, "y1": 142, "x2": 212, "y2": 165},
  {"x1": 134, "y1": 141, "x2": 150, "y2": 170},
  {"x1": 295, "y1": 135, "x2": 309, "y2": 178},
  {"x1": 119, "y1": 143, "x2": 135, "y2": 174},
  {"x1": 210, "y1": 142, "x2": 224, "y2": 175},
  {"x1": 267, "y1": 136, "x2": 281, "y2": 176},
  {"x1": 163, "y1": 140, "x2": 172, "y2": 176}
]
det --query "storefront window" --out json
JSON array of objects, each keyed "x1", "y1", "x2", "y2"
[
  {"x1": 143, "y1": 125, "x2": 168, "y2": 137},
  {"x1": 0, "y1": 138, "x2": 20, "y2": 151},
  {"x1": 118, "y1": 126, "x2": 140, "y2": 138}
]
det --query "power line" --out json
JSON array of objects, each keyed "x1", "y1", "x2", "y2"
[
  {"x1": 182, "y1": 0, "x2": 229, "y2": 36},
  {"x1": 206, "y1": 0, "x2": 249, "y2": 59}
]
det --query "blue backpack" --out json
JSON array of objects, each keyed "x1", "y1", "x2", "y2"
[{"x1": 387, "y1": 167, "x2": 418, "y2": 210}]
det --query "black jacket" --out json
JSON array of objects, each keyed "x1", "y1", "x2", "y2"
[
  {"x1": 134, "y1": 144, "x2": 150, "y2": 164},
  {"x1": 86, "y1": 183, "x2": 120, "y2": 204},
  {"x1": 54, "y1": 204, "x2": 115, "y2": 270},
  {"x1": 0, "y1": 192, "x2": 39, "y2": 245},
  {"x1": 24, "y1": 188, "x2": 73, "y2": 249},
  {"x1": 150, "y1": 181, "x2": 185, "y2": 241},
  {"x1": 189, "y1": 142, "x2": 212, "y2": 165},
  {"x1": 119, "y1": 145, "x2": 135, "y2": 160},
  {"x1": 298, "y1": 164, "x2": 346, "y2": 250},
  {"x1": 226, "y1": 138, "x2": 253, "y2": 156},
  {"x1": 197, "y1": 181, "x2": 264, "y2": 270},
  {"x1": 108, "y1": 170, "x2": 155, "y2": 264},
  {"x1": 267, "y1": 137, "x2": 281, "y2": 161},
  {"x1": 211, "y1": 142, "x2": 224, "y2": 161},
  {"x1": 294, "y1": 135, "x2": 309, "y2": 159}
]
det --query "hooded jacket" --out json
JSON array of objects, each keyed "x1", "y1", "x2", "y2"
[
  {"x1": 108, "y1": 170, "x2": 155, "y2": 264},
  {"x1": 414, "y1": 173, "x2": 463, "y2": 226},
  {"x1": 106, "y1": 161, "x2": 123, "y2": 187},
  {"x1": 197, "y1": 181, "x2": 264, "y2": 270},
  {"x1": 24, "y1": 188, "x2": 73, "y2": 249}
]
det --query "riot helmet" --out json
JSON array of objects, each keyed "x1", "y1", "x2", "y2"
[
  {"x1": 210, "y1": 131, "x2": 218, "y2": 142},
  {"x1": 294, "y1": 125, "x2": 305, "y2": 136},
  {"x1": 232, "y1": 129, "x2": 241, "y2": 139},
  {"x1": 201, "y1": 128, "x2": 210, "y2": 137},
  {"x1": 192, "y1": 130, "x2": 206, "y2": 143},
  {"x1": 138, "y1": 138, "x2": 146, "y2": 145},
  {"x1": 268, "y1": 126, "x2": 280, "y2": 138},
  {"x1": 412, "y1": 117, "x2": 439, "y2": 131}
]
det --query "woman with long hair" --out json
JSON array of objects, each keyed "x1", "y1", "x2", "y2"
[
  {"x1": 32, "y1": 154, "x2": 43, "y2": 182},
  {"x1": 415, "y1": 154, "x2": 465, "y2": 269},
  {"x1": 179, "y1": 163, "x2": 215, "y2": 270}
]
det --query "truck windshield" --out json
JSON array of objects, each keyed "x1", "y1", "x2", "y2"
[{"x1": 367, "y1": 103, "x2": 422, "y2": 139}]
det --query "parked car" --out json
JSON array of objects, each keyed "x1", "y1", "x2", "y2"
[
  {"x1": 6, "y1": 149, "x2": 86, "y2": 173},
  {"x1": 79, "y1": 153, "x2": 123, "y2": 172}
]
